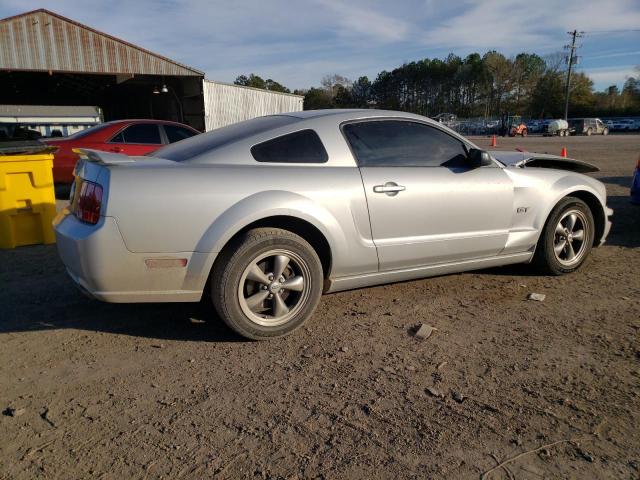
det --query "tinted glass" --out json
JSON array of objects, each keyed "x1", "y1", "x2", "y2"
[
  {"x1": 110, "y1": 131, "x2": 125, "y2": 143},
  {"x1": 116, "y1": 124, "x2": 162, "y2": 144},
  {"x1": 153, "y1": 115, "x2": 299, "y2": 162},
  {"x1": 343, "y1": 120, "x2": 468, "y2": 167},
  {"x1": 164, "y1": 125, "x2": 198, "y2": 143},
  {"x1": 251, "y1": 130, "x2": 328, "y2": 163}
]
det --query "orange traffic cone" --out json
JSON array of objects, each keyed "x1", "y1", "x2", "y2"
[
  {"x1": 490, "y1": 135, "x2": 497, "y2": 147},
  {"x1": 560, "y1": 147, "x2": 567, "y2": 158}
]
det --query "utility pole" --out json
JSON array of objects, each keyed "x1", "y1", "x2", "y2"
[{"x1": 563, "y1": 30, "x2": 583, "y2": 120}]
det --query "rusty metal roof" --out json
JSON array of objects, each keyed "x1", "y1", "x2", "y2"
[{"x1": 0, "y1": 9, "x2": 203, "y2": 76}]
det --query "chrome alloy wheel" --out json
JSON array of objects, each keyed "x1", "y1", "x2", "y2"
[
  {"x1": 553, "y1": 209, "x2": 590, "y2": 267},
  {"x1": 238, "y1": 249, "x2": 311, "y2": 327}
]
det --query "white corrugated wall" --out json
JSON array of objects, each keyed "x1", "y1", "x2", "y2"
[{"x1": 203, "y1": 80, "x2": 304, "y2": 131}]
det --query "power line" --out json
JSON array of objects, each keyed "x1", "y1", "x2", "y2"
[{"x1": 583, "y1": 29, "x2": 640, "y2": 34}]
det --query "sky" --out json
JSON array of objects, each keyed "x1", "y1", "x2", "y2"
[{"x1": 1, "y1": 0, "x2": 639, "y2": 92}]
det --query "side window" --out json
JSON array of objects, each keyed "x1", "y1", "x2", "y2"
[
  {"x1": 111, "y1": 124, "x2": 162, "y2": 144},
  {"x1": 343, "y1": 120, "x2": 468, "y2": 167},
  {"x1": 110, "y1": 131, "x2": 125, "y2": 143},
  {"x1": 164, "y1": 125, "x2": 198, "y2": 144},
  {"x1": 251, "y1": 129, "x2": 328, "y2": 163}
]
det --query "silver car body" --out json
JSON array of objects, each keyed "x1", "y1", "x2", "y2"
[{"x1": 53, "y1": 109, "x2": 612, "y2": 302}]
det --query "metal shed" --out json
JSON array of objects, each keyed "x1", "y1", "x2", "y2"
[
  {"x1": 0, "y1": 9, "x2": 206, "y2": 130},
  {"x1": 203, "y1": 80, "x2": 303, "y2": 131},
  {"x1": 1, "y1": 9, "x2": 306, "y2": 134}
]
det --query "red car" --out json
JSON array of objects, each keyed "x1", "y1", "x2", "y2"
[{"x1": 45, "y1": 119, "x2": 200, "y2": 183}]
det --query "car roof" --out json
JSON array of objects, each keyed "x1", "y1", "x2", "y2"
[
  {"x1": 153, "y1": 108, "x2": 475, "y2": 165},
  {"x1": 282, "y1": 109, "x2": 370, "y2": 119},
  {"x1": 277, "y1": 109, "x2": 446, "y2": 127},
  {"x1": 281, "y1": 108, "x2": 438, "y2": 121},
  {"x1": 105, "y1": 119, "x2": 193, "y2": 127}
]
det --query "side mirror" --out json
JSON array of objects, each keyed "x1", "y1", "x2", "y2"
[{"x1": 468, "y1": 148, "x2": 493, "y2": 168}]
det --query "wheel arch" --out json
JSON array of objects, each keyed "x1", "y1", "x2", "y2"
[
  {"x1": 216, "y1": 215, "x2": 333, "y2": 279},
  {"x1": 537, "y1": 189, "x2": 606, "y2": 248},
  {"x1": 564, "y1": 190, "x2": 605, "y2": 246},
  {"x1": 188, "y1": 191, "x2": 348, "y2": 297}
]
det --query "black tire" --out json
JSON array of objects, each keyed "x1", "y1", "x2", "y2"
[
  {"x1": 602, "y1": 128, "x2": 609, "y2": 136},
  {"x1": 211, "y1": 228, "x2": 323, "y2": 340},
  {"x1": 585, "y1": 128, "x2": 592, "y2": 136},
  {"x1": 533, "y1": 197, "x2": 595, "y2": 275}
]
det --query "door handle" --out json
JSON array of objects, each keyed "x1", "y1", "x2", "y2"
[{"x1": 373, "y1": 182, "x2": 405, "y2": 196}]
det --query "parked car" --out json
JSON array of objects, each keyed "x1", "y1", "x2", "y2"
[
  {"x1": 568, "y1": 118, "x2": 609, "y2": 136},
  {"x1": 53, "y1": 109, "x2": 612, "y2": 340},
  {"x1": 45, "y1": 119, "x2": 200, "y2": 183},
  {"x1": 526, "y1": 120, "x2": 542, "y2": 133},
  {"x1": 632, "y1": 156, "x2": 640, "y2": 205},
  {"x1": 611, "y1": 119, "x2": 636, "y2": 131}
]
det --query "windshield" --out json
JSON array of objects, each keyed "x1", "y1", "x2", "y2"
[{"x1": 152, "y1": 115, "x2": 300, "y2": 162}]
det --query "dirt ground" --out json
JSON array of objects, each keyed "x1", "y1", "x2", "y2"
[{"x1": 1, "y1": 134, "x2": 639, "y2": 480}]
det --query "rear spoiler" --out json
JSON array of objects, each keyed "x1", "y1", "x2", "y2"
[{"x1": 73, "y1": 148, "x2": 135, "y2": 165}]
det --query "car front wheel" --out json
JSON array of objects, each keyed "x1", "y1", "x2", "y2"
[
  {"x1": 533, "y1": 197, "x2": 595, "y2": 275},
  {"x1": 211, "y1": 228, "x2": 323, "y2": 340}
]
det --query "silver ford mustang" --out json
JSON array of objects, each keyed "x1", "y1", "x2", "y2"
[{"x1": 53, "y1": 109, "x2": 612, "y2": 339}]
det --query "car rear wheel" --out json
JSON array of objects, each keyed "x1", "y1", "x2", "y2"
[
  {"x1": 211, "y1": 228, "x2": 323, "y2": 340},
  {"x1": 533, "y1": 197, "x2": 594, "y2": 275},
  {"x1": 586, "y1": 128, "x2": 592, "y2": 136}
]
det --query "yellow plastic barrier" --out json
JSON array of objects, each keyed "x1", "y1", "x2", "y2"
[{"x1": 0, "y1": 149, "x2": 57, "y2": 249}]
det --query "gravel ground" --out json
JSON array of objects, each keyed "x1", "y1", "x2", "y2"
[{"x1": 1, "y1": 134, "x2": 639, "y2": 480}]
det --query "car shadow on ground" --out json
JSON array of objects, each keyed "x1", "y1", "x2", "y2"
[
  {"x1": 0, "y1": 298, "x2": 244, "y2": 342},
  {"x1": 0, "y1": 245, "x2": 243, "y2": 342},
  {"x1": 604, "y1": 195, "x2": 639, "y2": 248},
  {"x1": 0, "y1": 297, "x2": 244, "y2": 342}
]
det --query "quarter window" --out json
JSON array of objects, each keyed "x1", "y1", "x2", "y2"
[
  {"x1": 111, "y1": 124, "x2": 162, "y2": 144},
  {"x1": 343, "y1": 120, "x2": 469, "y2": 168},
  {"x1": 251, "y1": 129, "x2": 328, "y2": 163}
]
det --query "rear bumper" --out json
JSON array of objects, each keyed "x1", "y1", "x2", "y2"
[{"x1": 53, "y1": 210, "x2": 204, "y2": 302}]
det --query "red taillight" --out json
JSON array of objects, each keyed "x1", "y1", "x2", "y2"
[{"x1": 75, "y1": 180, "x2": 103, "y2": 225}]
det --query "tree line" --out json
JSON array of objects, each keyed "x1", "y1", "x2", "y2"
[{"x1": 235, "y1": 51, "x2": 640, "y2": 119}]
